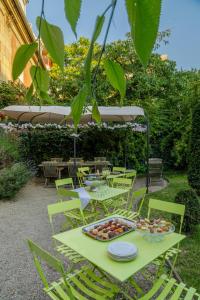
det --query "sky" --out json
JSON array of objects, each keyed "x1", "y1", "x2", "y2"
[{"x1": 26, "y1": 0, "x2": 200, "y2": 70}]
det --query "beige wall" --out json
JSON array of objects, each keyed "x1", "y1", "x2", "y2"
[{"x1": 0, "y1": 1, "x2": 34, "y2": 87}]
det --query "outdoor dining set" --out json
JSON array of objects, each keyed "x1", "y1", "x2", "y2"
[{"x1": 27, "y1": 166, "x2": 200, "y2": 299}]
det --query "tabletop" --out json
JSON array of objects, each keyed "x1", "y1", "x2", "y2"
[
  {"x1": 53, "y1": 215, "x2": 185, "y2": 282},
  {"x1": 88, "y1": 187, "x2": 129, "y2": 202}
]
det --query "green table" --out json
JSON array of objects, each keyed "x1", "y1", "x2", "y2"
[
  {"x1": 53, "y1": 215, "x2": 185, "y2": 282},
  {"x1": 88, "y1": 186, "x2": 129, "y2": 202}
]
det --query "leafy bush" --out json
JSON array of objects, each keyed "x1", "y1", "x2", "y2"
[
  {"x1": 0, "y1": 163, "x2": 31, "y2": 199},
  {"x1": 188, "y1": 102, "x2": 200, "y2": 194},
  {"x1": 173, "y1": 189, "x2": 200, "y2": 233},
  {"x1": 19, "y1": 126, "x2": 146, "y2": 173},
  {"x1": 0, "y1": 130, "x2": 19, "y2": 167}
]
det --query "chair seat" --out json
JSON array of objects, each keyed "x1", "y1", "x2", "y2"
[
  {"x1": 108, "y1": 208, "x2": 139, "y2": 220},
  {"x1": 44, "y1": 266, "x2": 119, "y2": 300},
  {"x1": 138, "y1": 274, "x2": 199, "y2": 300},
  {"x1": 64, "y1": 210, "x2": 99, "y2": 222},
  {"x1": 56, "y1": 244, "x2": 85, "y2": 264}
]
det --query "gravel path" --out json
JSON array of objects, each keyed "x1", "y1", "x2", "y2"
[{"x1": 0, "y1": 177, "x2": 166, "y2": 300}]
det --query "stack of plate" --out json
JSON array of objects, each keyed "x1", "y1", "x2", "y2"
[{"x1": 107, "y1": 242, "x2": 138, "y2": 262}]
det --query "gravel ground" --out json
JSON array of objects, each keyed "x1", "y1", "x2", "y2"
[{"x1": 0, "y1": 177, "x2": 166, "y2": 300}]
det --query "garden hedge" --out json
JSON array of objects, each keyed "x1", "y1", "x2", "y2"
[
  {"x1": 19, "y1": 126, "x2": 146, "y2": 173},
  {"x1": 188, "y1": 102, "x2": 200, "y2": 194}
]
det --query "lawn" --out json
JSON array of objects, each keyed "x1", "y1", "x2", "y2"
[{"x1": 143, "y1": 172, "x2": 200, "y2": 291}]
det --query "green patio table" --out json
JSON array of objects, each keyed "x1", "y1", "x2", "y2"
[
  {"x1": 53, "y1": 215, "x2": 185, "y2": 282},
  {"x1": 88, "y1": 186, "x2": 129, "y2": 202}
]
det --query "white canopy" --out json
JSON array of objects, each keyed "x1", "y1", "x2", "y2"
[{"x1": 1, "y1": 105, "x2": 145, "y2": 124}]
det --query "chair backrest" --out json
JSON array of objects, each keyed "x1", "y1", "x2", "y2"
[
  {"x1": 112, "y1": 177, "x2": 132, "y2": 189},
  {"x1": 43, "y1": 162, "x2": 58, "y2": 177},
  {"x1": 148, "y1": 198, "x2": 185, "y2": 233},
  {"x1": 113, "y1": 166, "x2": 126, "y2": 173},
  {"x1": 57, "y1": 188, "x2": 78, "y2": 202},
  {"x1": 48, "y1": 197, "x2": 81, "y2": 226},
  {"x1": 130, "y1": 187, "x2": 146, "y2": 212},
  {"x1": 51, "y1": 157, "x2": 63, "y2": 162},
  {"x1": 27, "y1": 239, "x2": 65, "y2": 288},
  {"x1": 55, "y1": 178, "x2": 74, "y2": 190},
  {"x1": 125, "y1": 170, "x2": 137, "y2": 180},
  {"x1": 78, "y1": 167, "x2": 90, "y2": 174}
]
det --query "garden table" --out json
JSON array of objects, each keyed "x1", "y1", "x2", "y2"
[
  {"x1": 53, "y1": 215, "x2": 185, "y2": 282},
  {"x1": 88, "y1": 186, "x2": 129, "y2": 202}
]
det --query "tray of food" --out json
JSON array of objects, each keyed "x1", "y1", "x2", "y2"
[
  {"x1": 82, "y1": 217, "x2": 136, "y2": 241},
  {"x1": 134, "y1": 218, "x2": 175, "y2": 242}
]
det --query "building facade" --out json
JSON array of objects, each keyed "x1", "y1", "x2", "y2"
[{"x1": 0, "y1": 0, "x2": 40, "y2": 87}]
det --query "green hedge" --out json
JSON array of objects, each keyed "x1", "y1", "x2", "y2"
[
  {"x1": 0, "y1": 163, "x2": 31, "y2": 199},
  {"x1": 19, "y1": 126, "x2": 146, "y2": 173},
  {"x1": 188, "y1": 102, "x2": 200, "y2": 194}
]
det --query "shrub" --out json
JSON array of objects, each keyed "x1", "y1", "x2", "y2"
[
  {"x1": 173, "y1": 189, "x2": 200, "y2": 233},
  {"x1": 188, "y1": 102, "x2": 200, "y2": 194},
  {"x1": 0, "y1": 163, "x2": 31, "y2": 199},
  {"x1": 0, "y1": 130, "x2": 19, "y2": 168}
]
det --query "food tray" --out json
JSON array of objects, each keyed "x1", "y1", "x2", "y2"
[{"x1": 82, "y1": 217, "x2": 136, "y2": 241}]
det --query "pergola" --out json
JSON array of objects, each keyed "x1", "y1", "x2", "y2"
[{"x1": 1, "y1": 105, "x2": 149, "y2": 190}]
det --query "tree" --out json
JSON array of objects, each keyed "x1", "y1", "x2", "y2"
[{"x1": 188, "y1": 102, "x2": 200, "y2": 194}]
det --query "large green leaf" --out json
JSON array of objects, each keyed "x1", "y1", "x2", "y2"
[
  {"x1": 126, "y1": 0, "x2": 162, "y2": 67},
  {"x1": 92, "y1": 100, "x2": 101, "y2": 123},
  {"x1": 71, "y1": 85, "x2": 88, "y2": 127},
  {"x1": 64, "y1": 0, "x2": 82, "y2": 37},
  {"x1": 84, "y1": 15, "x2": 105, "y2": 94},
  {"x1": 104, "y1": 59, "x2": 126, "y2": 104},
  {"x1": 12, "y1": 43, "x2": 38, "y2": 80},
  {"x1": 36, "y1": 17, "x2": 64, "y2": 71},
  {"x1": 30, "y1": 65, "x2": 49, "y2": 93}
]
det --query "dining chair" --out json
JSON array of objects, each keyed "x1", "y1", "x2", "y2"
[
  {"x1": 148, "y1": 198, "x2": 185, "y2": 274},
  {"x1": 76, "y1": 171, "x2": 85, "y2": 187},
  {"x1": 112, "y1": 166, "x2": 126, "y2": 173},
  {"x1": 101, "y1": 178, "x2": 132, "y2": 212},
  {"x1": 48, "y1": 190, "x2": 98, "y2": 228},
  {"x1": 55, "y1": 178, "x2": 74, "y2": 190},
  {"x1": 124, "y1": 170, "x2": 137, "y2": 186},
  {"x1": 42, "y1": 162, "x2": 60, "y2": 186},
  {"x1": 108, "y1": 187, "x2": 147, "y2": 220},
  {"x1": 123, "y1": 273, "x2": 200, "y2": 300},
  {"x1": 78, "y1": 166, "x2": 90, "y2": 174},
  {"x1": 47, "y1": 198, "x2": 86, "y2": 265},
  {"x1": 27, "y1": 240, "x2": 119, "y2": 300}
]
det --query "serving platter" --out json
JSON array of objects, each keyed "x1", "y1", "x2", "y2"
[{"x1": 82, "y1": 217, "x2": 136, "y2": 241}]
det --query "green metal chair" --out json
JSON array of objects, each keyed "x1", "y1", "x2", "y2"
[
  {"x1": 48, "y1": 190, "x2": 98, "y2": 228},
  {"x1": 48, "y1": 198, "x2": 86, "y2": 265},
  {"x1": 109, "y1": 187, "x2": 147, "y2": 220},
  {"x1": 27, "y1": 240, "x2": 120, "y2": 300},
  {"x1": 76, "y1": 171, "x2": 85, "y2": 187},
  {"x1": 102, "y1": 178, "x2": 132, "y2": 212},
  {"x1": 124, "y1": 274, "x2": 200, "y2": 300},
  {"x1": 78, "y1": 166, "x2": 90, "y2": 175},
  {"x1": 124, "y1": 170, "x2": 137, "y2": 185},
  {"x1": 148, "y1": 198, "x2": 185, "y2": 272},
  {"x1": 112, "y1": 166, "x2": 126, "y2": 173},
  {"x1": 55, "y1": 178, "x2": 74, "y2": 190}
]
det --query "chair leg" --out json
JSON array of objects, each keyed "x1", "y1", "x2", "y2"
[{"x1": 45, "y1": 178, "x2": 48, "y2": 186}]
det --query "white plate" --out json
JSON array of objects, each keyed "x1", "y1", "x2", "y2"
[{"x1": 108, "y1": 242, "x2": 137, "y2": 258}]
